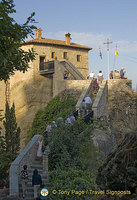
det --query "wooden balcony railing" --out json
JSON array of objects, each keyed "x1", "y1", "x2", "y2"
[{"x1": 39, "y1": 61, "x2": 54, "y2": 75}]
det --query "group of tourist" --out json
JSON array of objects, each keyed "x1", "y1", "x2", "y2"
[
  {"x1": 109, "y1": 68, "x2": 126, "y2": 79},
  {"x1": 45, "y1": 115, "x2": 76, "y2": 135},
  {"x1": 88, "y1": 67, "x2": 126, "y2": 84},
  {"x1": 20, "y1": 165, "x2": 42, "y2": 200},
  {"x1": 87, "y1": 70, "x2": 104, "y2": 86}
]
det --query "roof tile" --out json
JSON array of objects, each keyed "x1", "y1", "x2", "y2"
[{"x1": 21, "y1": 38, "x2": 92, "y2": 50}]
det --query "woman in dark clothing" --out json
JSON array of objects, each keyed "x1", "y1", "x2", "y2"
[{"x1": 32, "y1": 169, "x2": 42, "y2": 200}]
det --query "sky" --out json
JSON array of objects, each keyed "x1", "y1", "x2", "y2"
[{"x1": 13, "y1": 0, "x2": 137, "y2": 90}]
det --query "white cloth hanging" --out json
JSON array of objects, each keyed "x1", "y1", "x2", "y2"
[{"x1": 37, "y1": 140, "x2": 43, "y2": 157}]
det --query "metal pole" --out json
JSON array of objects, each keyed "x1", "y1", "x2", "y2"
[
  {"x1": 104, "y1": 38, "x2": 113, "y2": 80},
  {"x1": 107, "y1": 49, "x2": 109, "y2": 79}
]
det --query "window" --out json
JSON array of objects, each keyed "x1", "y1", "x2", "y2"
[
  {"x1": 51, "y1": 52, "x2": 55, "y2": 59},
  {"x1": 63, "y1": 52, "x2": 68, "y2": 59},
  {"x1": 77, "y1": 55, "x2": 81, "y2": 62}
]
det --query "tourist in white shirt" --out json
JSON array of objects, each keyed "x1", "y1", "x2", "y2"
[
  {"x1": 89, "y1": 70, "x2": 95, "y2": 80},
  {"x1": 97, "y1": 70, "x2": 103, "y2": 85}
]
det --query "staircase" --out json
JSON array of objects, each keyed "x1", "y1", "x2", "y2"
[
  {"x1": 60, "y1": 60, "x2": 85, "y2": 80},
  {"x1": 19, "y1": 159, "x2": 49, "y2": 200}
]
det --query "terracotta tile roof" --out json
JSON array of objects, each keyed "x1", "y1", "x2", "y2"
[{"x1": 21, "y1": 38, "x2": 92, "y2": 50}]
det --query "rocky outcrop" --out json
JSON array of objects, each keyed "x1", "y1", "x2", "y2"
[
  {"x1": 91, "y1": 127, "x2": 116, "y2": 158},
  {"x1": 108, "y1": 80, "x2": 137, "y2": 138},
  {"x1": 96, "y1": 131, "x2": 137, "y2": 199}
]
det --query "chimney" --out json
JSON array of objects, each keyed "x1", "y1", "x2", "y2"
[
  {"x1": 35, "y1": 28, "x2": 42, "y2": 39},
  {"x1": 65, "y1": 33, "x2": 71, "y2": 45}
]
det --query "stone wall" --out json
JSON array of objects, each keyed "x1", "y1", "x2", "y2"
[
  {"x1": 53, "y1": 73, "x2": 91, "y2": 98},
  {"x1": 107, "y1": 79, "x2": 132, "y2": 92},
  {"x1": 92, "y1": 80, "x2": 108, "y2": 117},
  {"x1": 9, "y1": 135, "x2": 41, "y2": 197},
  {"x1": 0, "y1": 41, "x2": 90, "y2": 149},
  {"x1": 76, "y1": 81, "x2": 92, "y2": 111},
  {"x1": 27, "y1": 44, "x2": 89, "y2": 78},
  {"x1": 53, "y1": 61, "x2": 65, "y2": 97}
]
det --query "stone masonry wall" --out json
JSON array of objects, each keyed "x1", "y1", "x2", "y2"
[
  {"x1": 0, "y1": 42, "x2": 89, "y2": 149},
  {"x1": 30, "y1": 44, "x2": 89, "y2": 78},
  {"x1": 92, "y1": 80, "x2": 108, "y2": 117}
]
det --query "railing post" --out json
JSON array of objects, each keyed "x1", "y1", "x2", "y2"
[{"x1": 43, "y1": 146, "x2": 50, "y2": 180}]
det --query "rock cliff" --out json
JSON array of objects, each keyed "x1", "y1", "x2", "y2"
[
  {"x1": 96, "y1": 131, "x2": 137, "y2": 200},
  {"x1": 95, "y1": 80, "x2": 137, "y2": 200}
]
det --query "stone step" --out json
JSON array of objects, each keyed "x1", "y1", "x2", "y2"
[
  {"x1": 19, "y1": 159, "x2": 49, "y2": 199},
  {"x1": 19, "y1": 180, "x2": 49, "y2": 188},
  {"x1": 20, "y1": 175, "x2": 47, "y2": 181},
  {"x1": 25, "y1": 196, "x2": 47, "y2": 200},
  {"x1": 28, "y1": 168, "x2": 43, "y2": 176},
  {"x1": 30, "y1": 164, "x2": 43, "y2": 168},
  {"x1": 19, "y1": 184, "x2": 50, "y2": 199}
]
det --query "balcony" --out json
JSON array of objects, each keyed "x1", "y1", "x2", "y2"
[{"x1": 39, "y1": 61, "x2": 54, "y2": 75}]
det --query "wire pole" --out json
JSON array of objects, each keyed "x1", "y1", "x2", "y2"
[{"x1": 104, "y1": 38, "x2": 113, "y2": 79}]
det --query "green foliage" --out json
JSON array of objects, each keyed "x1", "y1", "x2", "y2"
[
  {"x1": 48, "y1": 167, "x2": 97, "y2": 200},
  {"x1": 29, "y1": 96, "x2": 77, "y2": 138},
  {"x1": 48, "y1": 120, "x2": 90, "y2": 170},
  {"x1": 0, "y1": 102, "x2": 20, "y2": 185},
  {"x1": 0, "y1": 150, "x2": 14, "y2": 182},
  {"x1": 0, "y1": 129, "x2": 15, "y2": 185},
  {"x1": 3, "y1": 101, "x2": 20, "y2": 155},
  {"x1": 47, "y1": 120, "x2": 99, "y2": 199},
  {"x1": 0, "y1": 0, "x2": 36, "y2": 81}
]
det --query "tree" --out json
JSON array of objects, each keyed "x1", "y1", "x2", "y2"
[
  {"x1": 0, "y1": 0, "x2": 36, "y2": 82},
  {"x1": 3, "y1": 101, "x2": 20, "y2": 155},
  {"x1": 0, "y1": 108, "x2": 15, "y2": 186}
]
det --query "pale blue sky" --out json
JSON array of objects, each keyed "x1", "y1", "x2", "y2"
[{"x1": 14, "y1": 0, "x2": 137, "y2": 89}]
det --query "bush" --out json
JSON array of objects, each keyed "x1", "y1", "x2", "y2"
[
  {"x1": 48, "y1": 119, "x2": 90, "y2": 170},
  {"x1": 48, "y1": 167, "x2": 97, "y2": 200},
  {"x1": 28, "y1": 96, "x2": 77, "y2": 138}
]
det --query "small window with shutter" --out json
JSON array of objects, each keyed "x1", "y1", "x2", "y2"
[
  {"x1": 63, "y1": 52, "x2": 68, "y2": 59},
  {"x1": 77, "y1": 55, "x2": 81, "y2": 62}
]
